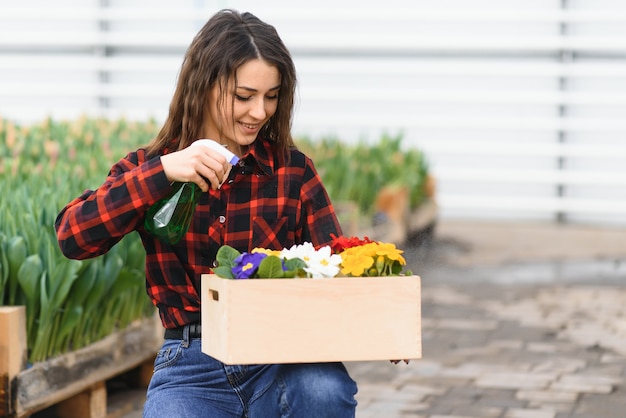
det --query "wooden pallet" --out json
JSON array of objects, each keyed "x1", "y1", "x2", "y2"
[{"x1": 0, "y1": 307, "x2": 162, "y2": 418}]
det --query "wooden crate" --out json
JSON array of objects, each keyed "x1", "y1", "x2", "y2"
[{"x1": 201, "y1": 274, "x2": 421, "y2": 365}]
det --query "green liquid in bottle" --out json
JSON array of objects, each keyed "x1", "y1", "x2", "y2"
[{"x1": 144, "y1": 182, "x2": 202, "y2": 244}]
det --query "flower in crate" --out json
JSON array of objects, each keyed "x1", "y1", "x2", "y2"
[
  {"x1": 329, "y1": 234, "x2": 374, "y2": 253},
  {"x1": 280, "y1": 242, "x2": 342, "y2": 279},
  {"x1": 251, "y1": 247, "x2": 280, "y2": 257},
  {"x1": 214, "y1": 245, "x2": 305, "y2": 279},
  {"x1": 213, "y1": 235, "x2": 410, "y2": 280},
  {"x1": 338, "y1": 241, "x2": 407, "y2": 277},
  {"x1": 231, "y1": 252, "x2": 267, "y2": 279}
]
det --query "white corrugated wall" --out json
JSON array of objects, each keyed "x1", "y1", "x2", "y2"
[{"x1": 1, "y1": 0, "x2": 625, "y2": 226}]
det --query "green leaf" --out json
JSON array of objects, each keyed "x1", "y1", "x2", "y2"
[
  {"x1": 0, "y1": 233, "x2": 8, "y2": 303},
  {"x1": 284, "y1": 257, "x2": 306, "y2": 272},
  {"x1": 257, "y1": 256, "x2": 286, "y2": 278},
  {"x1": 39, "y1": 271, "x2": 51, "y2": 317},
  {"x1": 213, "y1": 245, "x2": 241, "y2": 278},
  {"x1": 215, "y1": 245, "x2": 241, "y2": 270},
  {"x1": 391, "y1": 260, "x2": 404, "y2": 275},
  {"x1": 56, "y1": 305, "x2": 83, "y2": 345},
  {"x1": 108, "y1": 269, "x2": 143, "y2": 297},
  {"x1": 49, "y1": 258, "x2": 83, "y2": 310},
  {"x1": 68, "y1": 260, "x2": 98, "y2": 307},
  {"x1": 281, "y1": 269, "x2": 297, "y2": 279},
  {"x1": 84, "y1": 259, "x2": 108, "y2": 311},
  {"x1": 101, "y1": 254, "x2": 124, "y2": 293},
  {"x1": 7, "y1": 236, "x2": 27, "y2": 303},
  {"x1": 17, "y1": 254, "x2": 43, "y2": 304},
  {"x1": 212, "y1": 266, "x2": 234, "y2": 279}
]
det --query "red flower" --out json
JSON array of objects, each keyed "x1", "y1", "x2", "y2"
[{"x1": 330, "y1": 234, "x2": 374, "y2": 253}]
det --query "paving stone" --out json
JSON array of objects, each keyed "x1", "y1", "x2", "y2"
[
  {"x1": 439, "y1": 366, "x2": 485, "y2": 379},
  {"x1": 571, "y1": 389, "x2": 626, "y2": 418},
  {"x1": 357, "y1": 400, "x2": 410, "y2": 414},
  {"x1": 550, "y1": 374, "x2": 618, "y2": 394},
  {"x1": 558, "y1": 373, "x2": 623, "y2": 386},
  {"x1": 354, "y1": 384, "x2": 402, "y2": 401},
  {"x1": 397, "y1": 412, "x2": 426, "y2": 418},
  {"x1": 489, "y1": 339, "x2": 525, "y2": 350},
  {"x1": 358, "y1": 405, "x2": 427, "y2": 418},
  {"x1": 581, "y1": 363, "x2": 626, "y2": 378},
  {"x1": 438, "y1": 386, "x2": 482, "y2": 401},
  {"x1": 429, "y1": 415, "x2": 476, "y2": 418},
  {"x1": 420, "y1": 401, "x2": 460, "y2": 416},
  {"x1": 550, "y1": 382, "x2": 613, "y2": 394},
  {"x1": 425, "y1": 392, "x2": 479, "y2": 411},
  {"x1": 556, "y1": 414, "x2": 613, "y2": 418},
  {"x1": 472, "y1": 389, "x2": 528, "y2": 409},
  {"x1": 504, "y1": 408, "x2": 556, "y2": 418},
  {"x1": 530, "y1": 358, "x2": 587, "y2": 374},
  {"x1": 451, "y1": 405, "x2": 503, "y2": 417},
  {"x1": 475, "y1": 373, "x2": 555, "y2": 390},
  {"x1": 458, "y1": 362, "x2": 531, "y2": 374},
  {"x1": 403, "y1": 376, "x2": 473, "y2": 388},
  {"x1": 404, "y1": 359, "x2": 444, "y2": 377},
  {"x1": 602, "y1": 353, "x2": 626, "y2": 363},
  {"x1": 395, "y1": 382, "x2": 447, "y2": 397},
  {"x1": 427, "y1": 318, "x2": 499, "y2": 331},
  {"x1": 423, "y1": 286, "x2": 475, "y2": 305},
  {"x1": 527, "y1": 401, "x2": 574, "y2": 414},
  {"x1": 515, "y1": 389, "x2": 579, "y2": 403},
  {"x1": 487, "y1": 321, "x2": 550, "y2": 342},
  {"x1": 526, "y1": 343, "x2": 559, "y2": 353},
  {"x1": 452, "y1": 345, "x2": 504, "y2": 357}
]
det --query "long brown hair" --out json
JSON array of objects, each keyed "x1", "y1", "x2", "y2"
[{"x1": 145, "y1": 9, "x2": 296, "y2": 157}]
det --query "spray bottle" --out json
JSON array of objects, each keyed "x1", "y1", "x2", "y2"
[{"x1": 144, "y1": 139, "x2": 240, "y2": 244}]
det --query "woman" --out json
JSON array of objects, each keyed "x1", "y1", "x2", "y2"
[{"x1": 55, "y1": 9, "x2": 357, "y2": 418}]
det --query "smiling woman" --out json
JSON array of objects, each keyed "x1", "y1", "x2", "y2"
[
  {"x1": 54, "y1": 8, "x2": 358, "y2": 418},
  {"x1": 204, "y1": 59, "x2": 281, "y2": 155}
]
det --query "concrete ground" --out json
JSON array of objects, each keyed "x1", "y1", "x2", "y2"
[{"x1": 109, "y1": 219, "x2": 626, "y2": 417}]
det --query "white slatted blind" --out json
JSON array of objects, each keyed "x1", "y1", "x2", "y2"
[{"x1": 1, "y1": 0, "x2": 625, "y2": 226}]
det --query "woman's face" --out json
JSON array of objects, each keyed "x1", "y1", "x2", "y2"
[{"x1": 203, "y1": 59, "x2": 281, "y2": 155}]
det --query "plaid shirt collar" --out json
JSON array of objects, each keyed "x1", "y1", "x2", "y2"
[{"x1": 238, "y1": 136, "x2": 276, "y2": 177}]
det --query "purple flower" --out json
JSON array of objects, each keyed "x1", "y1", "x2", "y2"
[{"x1": 232, "y1": 252, "x2": 267, "y2": 279}]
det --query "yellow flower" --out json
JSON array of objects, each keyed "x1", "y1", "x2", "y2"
[
  {"x1": 252, "y1": 247, "x2": 281, "y2": 257},
  {"x1": 340, "y1": 252, "x2": 374, "y2": 277},
  {"x1": 374, "y1": 242, "x2": 406, "y2": 265}
]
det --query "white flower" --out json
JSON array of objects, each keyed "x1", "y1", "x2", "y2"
[
  {"x1": 279, "y1": 242, "x2": 315, "y2": 262},
  {"x1": 280, "y1": 243, "x2": 341, "y2": 278}
]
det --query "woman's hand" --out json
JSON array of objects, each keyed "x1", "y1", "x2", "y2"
[{"x1": 160, "y1": 145, "x2": 232, "y2": 191}]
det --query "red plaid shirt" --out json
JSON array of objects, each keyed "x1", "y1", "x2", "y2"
[{"x1": 55, "y1": 137, "x2": 343, "y2": 328}]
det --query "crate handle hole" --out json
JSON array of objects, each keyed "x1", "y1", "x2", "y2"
[{"x1": 210, "y1": 289, "x2": 219, "y2": 301}]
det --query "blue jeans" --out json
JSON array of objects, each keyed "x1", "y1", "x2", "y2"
[{"x1": 143, "y1": 334, "x2": 358, "y2": 417}]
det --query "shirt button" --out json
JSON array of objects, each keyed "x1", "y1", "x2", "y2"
[
  {"x1": 219, "y1": 215, "x2": 226, "y2": 224},
  {"x1": 212, "y1": 260, "x2": 219, "y2": 268}
]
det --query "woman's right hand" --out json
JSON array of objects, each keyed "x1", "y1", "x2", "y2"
[{"x1": 160, "y1": 145, "x2": 232, "y2": 192}]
